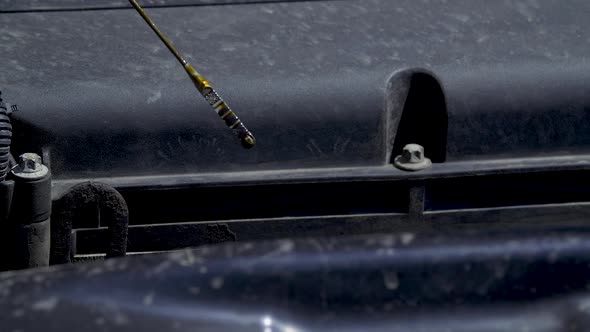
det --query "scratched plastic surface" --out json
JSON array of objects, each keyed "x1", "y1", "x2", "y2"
[{"x1": 2, "y1": 231, "x2": 590, "y2": 331}]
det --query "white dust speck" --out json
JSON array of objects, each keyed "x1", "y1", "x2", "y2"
[
  {"x1": 147, "y1": 91, "x2": 162, "y2": 104},
  {"x1": 86, "y1": 267, "x2": 103, "y2": 277},
  {"x1": 169, "y1": 250, "x2": 201, "y2": 267},
  {"x1": 199, "y1": 266, "x2": 208, "y2": 274},
  {"x1": 113, "y1": 312, "x2": 129, "y2": 325},
  {"x1": 189, "y1": 287, "x2": 201, "y2": 295},
  {"x1": 261, "y1": 6, "x2": 274, "y2": 14},
  {"x1": 400, "y1": 233, "x2": 415, "y2": 245},
  {"x1": 567, "y1": 237, "x2": 581, "y2": 245},
  {"x1": 383, "y1": 271, "x2": 400, "y2": 290},
  {"x1": 578, "y1": 299, "x2": 590, "y2": 312},
  {"x1": 144, "y1": 292, "x2": 155, "y2": 306},
  {"x1": 515, "y1": 2, "x2": 534, "y2": 22},
  {"x1": 152, "y1": 260, "x2": 172, "y2": 274},
  {"x1": 356, "y1": 53, "x2": 372, "y2": 66},
  {"x1": 376, "y1": 248, "x2": 396, "y2": 256},
  {"x1": 450, "y1": 13, "x2": 470, "y2": 23},
  {"x1": 477, "y1": 35, "x2": 489, "y2": 43},
  {"x1": 31, "y1": 297, "x2": 58, "y2": 311},
  {"x1": 210, "y1": 277, "x2": 224, "y2": 289},
  {"x1": 279, "y1": 240, "x2": 295, "y2": 253}
]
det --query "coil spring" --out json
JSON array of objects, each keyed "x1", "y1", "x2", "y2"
[{"x1": 0, "y1": 101, "x2": 12, "y2": 182}]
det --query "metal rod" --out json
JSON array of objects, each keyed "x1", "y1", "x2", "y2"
[
  {"x1": 128, "y1": 0, "x2": 256, "y2": 149},
  {"x1": 128, "y1": 0, "x2": 186, "y2": 66}
]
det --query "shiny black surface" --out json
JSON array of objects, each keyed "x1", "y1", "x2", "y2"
[{"x1": 2, "y1": 231, "x2": 590, "y2": 331}]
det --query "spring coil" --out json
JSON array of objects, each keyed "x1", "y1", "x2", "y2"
[{"x1": 0, "y1": 101, "x2": 12, "y2": 182}]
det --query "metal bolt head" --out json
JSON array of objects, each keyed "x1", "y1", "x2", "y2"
[
  {"x1": 402, "y1": 144, "x2": 425, "y2": 164},
  {"x1": 19, "y1": 153, "x2": 43, "y2": 173},
  {"x1": 11, "y1": 153, "x2": 49, "y2": 179},
  {"x1": 394, "y1": 144, "x2": 432, "y2": 171}
]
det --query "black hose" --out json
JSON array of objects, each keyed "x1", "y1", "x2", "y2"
[
  {"x1": 0, "y1": 100, "x2": 12, "y2": 182},
  {"x1": 51, "y1": 182, "x2": 129, "y2": 264}
]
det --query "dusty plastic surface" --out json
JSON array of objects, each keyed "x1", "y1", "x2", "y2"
[
  {"x1": 1, "y1": 0, "x2": 589, "y2": 181},
  {"x1": 2, "y1": 3, "x2": 590, "y2": 329},
  {"x1": 0, "y1": 0, "x2": 329, "y2": 12}
]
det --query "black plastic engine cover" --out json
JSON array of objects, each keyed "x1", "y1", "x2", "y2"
[{"x1": 1, "y1": 0, "x2": 589, "y2": 183}]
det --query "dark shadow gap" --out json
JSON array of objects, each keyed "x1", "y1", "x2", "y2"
[{"x1": 391, "y1": 72, "x2": 448, "y2": 163}]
